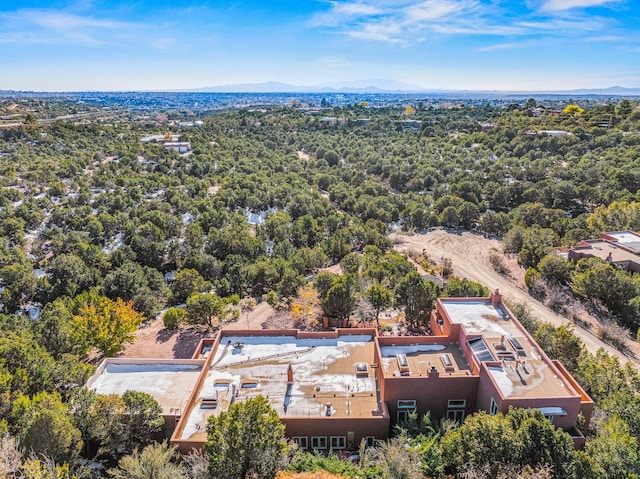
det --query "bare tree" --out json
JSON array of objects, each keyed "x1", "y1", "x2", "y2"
[{"x1": 0, "y1": 434, "x2": 22, "y2": 478}]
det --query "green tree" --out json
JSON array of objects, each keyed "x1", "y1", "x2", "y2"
[
  {"x1": 339, "y1": 253, "x2": 360, "y2": 276},
  {"x1": 322, "y1": 274, "x2": 359, "y2": 321},
  {"x1": 163, "y1": 307, "x2": 185, "y2": 329},
  {"x1": 33, "y1": 298, "x2": 75, "y2": 358},
  {"x1": 87, "y1": 393, "x2": 127, "y2": 458},
  {"x1": 122, "y1": 390, "x2": 164, "y2": 453},
  {"x1": 11, "y1": 391, "x2": 82, "y2": 465},
  {"x1": 186, "y1": 292, "x2": 224, "y2": 326},
  {"x1": 584, "y1": 415, "x2": 640, "y2": 479},
  {"x1": 444, "y1": 277, "x2": 489, "y2": 298},
  {"x1": 109, "y1": 442, "x2": 187, "y2": 479},
  {"x1": 365, "y1": 283, "x2": 392, "y2": 325},
  {"x1": 395, "y1": 271, "x2": 439, "y2": 332},
  {"x1": 441, "y1": 409, "x2": 575, "y2": 478},
  {"x1": 533, "y1": 323, "x2": 583, "y2": 371},
  {"x1": 171, "y1": 268, "x2": 211, "y2": 305},
  {"x1": 517, "y1": 226, "x2": 558, "y2": 269},
  {"x1": 572, "y1": 259, "x2": 638, "y2": 325},
  {"x1": 47, "y1": 253, "x2": 96, "y2": 300},
  {"x1": 205, "y1": 396, "x2": 287, "y2": 479},
  {"x1": 457, "y1": 201, "x2": 479, "y2": 230},
  {"x1": 537, "y1": 254, "x2": 573, "y2": 285}
]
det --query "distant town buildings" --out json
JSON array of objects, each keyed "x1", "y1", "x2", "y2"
[{"x1": 140, "y1": 133, "x2": 191, "y2": 153}]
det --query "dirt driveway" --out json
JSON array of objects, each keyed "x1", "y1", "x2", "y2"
[{"x1": 391, "y1": 228, "x2": 637, "y2": 364}]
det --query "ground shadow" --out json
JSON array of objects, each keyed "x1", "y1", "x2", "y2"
[
  {"x1": 172, "y1": 327, "x2": 213, "y2": 359},
  {"x1": 155, "y1": 328, "x2": 177, "y2": 344}
]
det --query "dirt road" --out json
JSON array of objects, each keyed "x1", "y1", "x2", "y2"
[{"x1": 391, "y1": 228, "x2": 636, "y2": 364}]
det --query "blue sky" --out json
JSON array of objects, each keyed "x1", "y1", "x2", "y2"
[{"x1": 1, "y1": 0, "x2": 638, "y2": 91}]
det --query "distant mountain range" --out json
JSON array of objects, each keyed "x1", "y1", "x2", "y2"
[
  {"x1": 183, "y1": 79, "x2": 427, "y2": 94},
  {"x1": 181, "y1": 80, "x2": 640, "y2": 96}
]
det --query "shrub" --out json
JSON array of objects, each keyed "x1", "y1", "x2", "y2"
[
  {"x1": 163, "y1": 308, "x2": 185, "y2": 330},
  {"x1": 489, "y1": 249, "x2": 509, "y2": 275}
]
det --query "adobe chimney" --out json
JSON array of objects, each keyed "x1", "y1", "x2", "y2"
[
  {"x1": 287, "y1": 364, "x2": 293, "y2": 384},
  {"x1": 490, "y1": 288, "x2": 502, "y2": 305}
]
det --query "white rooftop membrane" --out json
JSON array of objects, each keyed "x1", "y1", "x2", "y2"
[
  {"x1": 440, "y1": 301, "x2": 510, "y2": 337},
  {"x1": 89, "y1": 362, "x2": 203, "y2": 414},
  {"x1": 487, "y1": 365, "x2": 514, "y2": 397},
  {"x1": 179, "y1": 334, "x2": 378, "y2": 440}
]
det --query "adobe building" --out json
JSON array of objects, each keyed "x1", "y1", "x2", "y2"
[
  {"x1": 558, "y1": 230, "x2": 640, "y2": 272},
  {"x1": 86, "y1": 289, "x2": 593, "y2": 453}
]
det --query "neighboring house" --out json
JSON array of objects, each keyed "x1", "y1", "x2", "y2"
[
  {"x1": 558, "y1": 231, "x2": 640, "y2": 272},
  {"x1": 600, "y1": 230, "x2": 640, "y2": 255},
  {"x1": 162, "y1": 141, "x2": 191, "y2": 154},
  {"x1": 86, "y1": 289, "x2": 593, "y2": 454}
]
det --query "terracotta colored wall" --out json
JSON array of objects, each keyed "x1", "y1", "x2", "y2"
[
  {"x1": 283, "y1": 414, "x2": 390, "y2": 450},
  {"x1": 476, "y1": 364, "x2": 504, "y2": 413},
  {"x1": 551, "y1": 360, "x2": 594, "y2": 430},
  {"x1": 501, "y1": 396, "x2": 581, "y2": 430},
  {"x1": 384, "y1": 374, "x2": 479, "y2": 422}
]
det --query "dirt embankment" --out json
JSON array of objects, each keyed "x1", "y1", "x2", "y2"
[{"x1": 391, "y1": 229, "x2": 639, "y2": 364}]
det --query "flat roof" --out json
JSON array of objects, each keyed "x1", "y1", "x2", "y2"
[
  {"x1": 440, "y1": 300, "x2": 512, "y2": 337},
  {"x1": 602, "y1": 231, "x2": 640, "y2": 254},
  {"x1": 379, "y1": 343, "x2": 471, "y2": 377},
  {"x1": 178, "y1": 334, "x2": 380, "y2": 442},
  {"x1": 87, "y1": 359, "x2": 204, "y2": 415},
  {"x1": 439, "y1": 300, "x2": 576, "y2": 399},
  {"x1": 571, "y1": 240, "x2": 640, "y2": 265}
]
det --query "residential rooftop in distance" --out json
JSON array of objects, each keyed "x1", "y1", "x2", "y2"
[
  {"x1": 601, "y1": 230, "x2": 640, "y2": 255},
  {"x1": 558, "y1": 231, "x2": 640, "y2": 272}
]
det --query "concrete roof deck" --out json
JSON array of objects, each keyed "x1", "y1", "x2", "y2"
[
  {"x1": 178, "y1": 334, "x2": 380, "y2": 442},
  {"x1": 379, "y1": 342, "x2": 471, "y2": 377},
  {"x1": 439, "y1": 300, "x2": 576, "y2": 399},
  {"x1": 86, "y1": 358, "x2": 204, "y2": 415}
]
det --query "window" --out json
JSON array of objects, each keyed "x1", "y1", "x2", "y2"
[
  {"x1": 447, "y1": 409, "x2": 465, "y2": 422},
  {"x1": 490, "y1": 398, "x2": 499, "y2": 416},
  {"x1": 311, "y1": 436, "x2": 327, "y2": 450},
  {"x1": 330, "y1": 436, "x2": 346, "y2": 450},
  {"x1": 545, "y1": 415, "x2": 554, "y2": 424},
  {"x1": 397, "y1": 400, "x2": 417, "y2": 423},
  {"x1": 292, "y1": 437, "x2": 308, "y2": 450},
  {"x1": 447, "y1": 399, "x2": 466, "y2": 422},
  {"x1": 365, "y1": 436, "x2": 377, "y2": 448}
]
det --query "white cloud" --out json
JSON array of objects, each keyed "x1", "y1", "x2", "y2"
[
  {"x1": 0, "y1": 8, "x2": 143, "y2": 45},
  {"x1": 311, "y1": 0, "x2": 627, "y2": 45},
  {"x1": 476, "y1": 42, "x2": 523, "y2": 52},
  {"x1": 540, "y1": 0, "x2": 623, "y2": 12},
  {"x1": 20, "y1": 10, "x2": 133, "y2": 31},
  {"x1": 404, "y1": 0, "x2": 476, "y2": 22}
]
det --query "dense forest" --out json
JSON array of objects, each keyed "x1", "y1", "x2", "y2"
[{"x1": 1, "y1": 96, "x2": 640, "y2": 478}]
